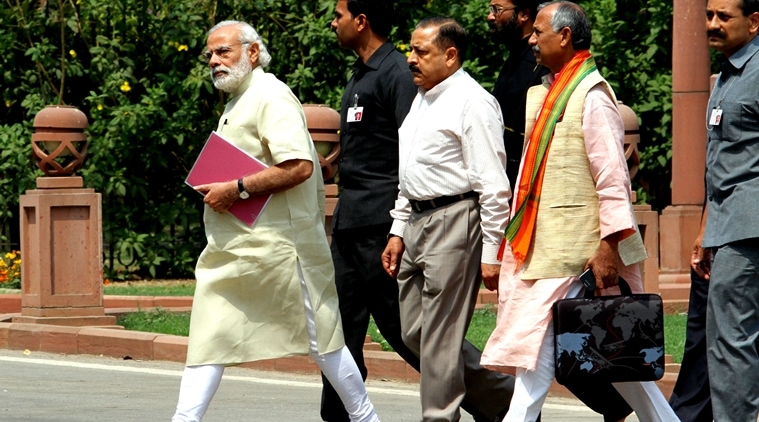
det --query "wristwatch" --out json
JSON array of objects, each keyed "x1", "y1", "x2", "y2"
[{"x1": 237, "y1": 178, "x2": 250, "y2": 199}]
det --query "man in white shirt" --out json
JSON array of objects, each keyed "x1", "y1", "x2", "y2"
[{"x1": 381, "y1": 16, "x2": 512, "y2": 422}]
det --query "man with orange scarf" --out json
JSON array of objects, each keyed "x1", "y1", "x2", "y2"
[{"x1": 479, "y1": 2, "x2": 678, "y2": 421}]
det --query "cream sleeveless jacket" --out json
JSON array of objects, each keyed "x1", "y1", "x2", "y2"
[{"x1": 520, "y1": 70, "x2": 646, "y2": 280}]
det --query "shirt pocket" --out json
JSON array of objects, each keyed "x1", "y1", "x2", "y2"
[
  {"x1": 217, "y1": 125, "x2": 268, "y2": 161},
  {"x1": 719, "y1": 101, "x2": 747, "y2": 143},
  {"x1": 218, "y1": 125, "x2": 245, "y2": 139}
]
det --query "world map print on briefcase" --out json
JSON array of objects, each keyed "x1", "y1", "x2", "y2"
[{"x1": 552, "y1": 279, "x2": 665, "y2": 384}]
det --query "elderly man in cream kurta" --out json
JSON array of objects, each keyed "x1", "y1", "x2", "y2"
[{"x1": 171, "y1": 21, "x2": 379, "y2": 422}]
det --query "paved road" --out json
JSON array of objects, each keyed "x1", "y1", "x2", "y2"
[{"x1": 0, "y1": 349, "x2": 636, "y2": 421}]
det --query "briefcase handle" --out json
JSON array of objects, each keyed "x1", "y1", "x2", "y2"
[{"x1": 583, "y1": 276, "x2": 633, "y2": 298}]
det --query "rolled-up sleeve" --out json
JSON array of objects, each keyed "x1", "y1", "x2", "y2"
[{"x1": 583, "y1": 86, "x2": 636, "y2": 239}]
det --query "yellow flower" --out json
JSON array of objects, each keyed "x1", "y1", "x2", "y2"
[
  {"x1": 5, "y1": 252, "x2": 15, "y2": 260},
  {"x1": 69, "y1": 49, "x2": 77, "y2": 58},
  {"x1": 97, "y1": 104, "x2": 103, "y2": 111},
  {"x1": 168, "y1": 41, "x2": 177, "y2": 47},
  {"x1": 4, "y1": 100, "x2": 10, "y2": 108},
  {"x1": 120, "y1": 81, "x2": 131, "y2": 93},
  {"x1": 396, "y1": 43, "x2": 407, "y2": 51},
  {"x1": 405, "y1": 51, "x2": 411, "y2": 58},
  {"x1": 177, "y1": 44, "x2": 188, "y2": 52}
]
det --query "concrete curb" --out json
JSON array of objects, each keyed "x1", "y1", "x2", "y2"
[{"x1": 0, "y1": 293, "x2": 676, "y2": 400}]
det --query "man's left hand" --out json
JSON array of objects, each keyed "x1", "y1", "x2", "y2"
[
  {"x1": 481, "y1": 263, "x2": 501, "y2": 291},
  {"x1": 195, "y1": 180, "x2": 238, "y2": 213}
]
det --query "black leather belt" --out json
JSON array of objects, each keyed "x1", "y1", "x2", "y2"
[{"x1": 409, "y1": 191, "x2": 478, "y2": 213}]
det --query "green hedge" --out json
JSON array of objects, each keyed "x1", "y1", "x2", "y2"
[{"x1": 0, "y1": 0, "x2": 673, "y2": 280}]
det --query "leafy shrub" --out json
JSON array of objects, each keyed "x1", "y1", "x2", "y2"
[
  {"x1": 580, "y1": 0, "x2": 673, "y2": 209},
  {"x1": 0, "y1": 0, "x2": 675, "y2": 280}
]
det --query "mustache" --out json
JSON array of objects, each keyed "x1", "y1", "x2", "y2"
[
  {"x1": 707, "y1": 29, "x2": 725, "y2": 39},
  {"x1": 212, "y1": 65, "x2": 230, "y2": 78},
  {"x1": 409, "y1": 64, "x2": 421, "y2": 73}
]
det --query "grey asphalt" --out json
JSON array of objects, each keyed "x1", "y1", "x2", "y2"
[{"x1": 0, "y1": 349, "x2": 636, "y2": 421}]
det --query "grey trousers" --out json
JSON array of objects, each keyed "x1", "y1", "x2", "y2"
[
  {"x1": 398, "y1": 198, "x2": 513, "y2": 422},
  {"x1": 707, "y1": 239, "x2": 759, "y2": 422}
]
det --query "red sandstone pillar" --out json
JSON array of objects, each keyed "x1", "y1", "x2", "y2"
[{"x1": 659, "y1": 0, "x2": 710, "y2": 285}]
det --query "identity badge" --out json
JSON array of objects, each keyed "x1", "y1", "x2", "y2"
[
  {"x1": 347, "y1": 106, "x2": 364, "y2": 123},
  {"x1": 709, "y1": 108, "x2": 723, "y2": 126}
]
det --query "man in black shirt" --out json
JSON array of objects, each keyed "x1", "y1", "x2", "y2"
[
  {"x1": 488, "y1": 0, "x2": 549, "y2": 192},
  {"x1": 320, "y1": 2, "x2": 420, "y2": 421},
  {"x1": 321, "y1": 0, "x2": 514, "y2": 421}
]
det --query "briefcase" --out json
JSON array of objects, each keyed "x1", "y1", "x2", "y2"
[{"x1": 552, "y1": 277, "x2": 665, "y2": 384}]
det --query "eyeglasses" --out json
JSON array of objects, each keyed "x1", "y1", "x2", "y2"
[
  {"x1": 489, "y1": 5, "x2": 518, "y2": 15},
  {"x1": 201, "y1": 43, "x2": 249, "y2": 61}
]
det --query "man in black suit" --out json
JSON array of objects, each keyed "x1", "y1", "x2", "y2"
[{"x1": 319, "y1": 2, "x2": 423, "y2": 421}]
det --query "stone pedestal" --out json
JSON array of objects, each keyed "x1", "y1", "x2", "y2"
[
  {"x1": 658, "y1": 205, "x2": 703, "y2": 284},
  {"x1": 14, "y1": 177, "x2": 116, "y2": 326},
  {"x1": 303, "y1": 104, "x2": 341, "y2": 244}
]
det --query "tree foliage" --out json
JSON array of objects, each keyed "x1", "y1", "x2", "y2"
[
  {"x1": 0, "y1": 0, "x2": 674, "y2": 279},
  {"x1": 581, "y1": 0, "x2": 673, "y2": 209}
]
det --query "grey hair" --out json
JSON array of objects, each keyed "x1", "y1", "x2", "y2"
[
  {"x1": 537, "y1": 1, "x2": 592, "y2": 51},
  {"x1": 207, "y1": 20, "x2": 272, "y2": 68}
]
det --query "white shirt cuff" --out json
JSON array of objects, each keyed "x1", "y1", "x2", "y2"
[
  {"x1": 481, "y1": 243, "x2": 501, "y2": 265},
  {"x1": 389, "y1": 220, "x2": 407, "y2": 238}
]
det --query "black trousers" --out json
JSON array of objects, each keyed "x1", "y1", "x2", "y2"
[{"x1": 668, "y1": 269, "x2": 713, "y2": 422}]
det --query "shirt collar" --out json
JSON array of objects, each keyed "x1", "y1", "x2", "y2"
[
  {"x1": 540, "y1": 72, "x2": 556, "y2": 88},
  {"x1": 724, "y1": 35, "x2": 759, "y2": 71},
  {"x1": 420, "y1": 67, "x2": 466, "y2": 99},
  {"x1": 352, "y1": 42, "x2": 396, "y2": 75}
]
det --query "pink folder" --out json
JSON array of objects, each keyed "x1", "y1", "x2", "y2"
[{"x1": 185, "y1": 131, "x2": 272, "y2": 226}]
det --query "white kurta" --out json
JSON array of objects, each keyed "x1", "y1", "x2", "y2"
[{"x1": 186, "y1": 67, "x2": 344, "y2": 366}]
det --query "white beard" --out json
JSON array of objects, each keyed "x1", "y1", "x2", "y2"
[{"x1": 211, "y1": 55, "x2": 253, "y2": 93}]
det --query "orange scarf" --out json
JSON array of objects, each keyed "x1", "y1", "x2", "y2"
[{"x1": 498, "y1": 50, "x2": 597, "y2": 265}]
